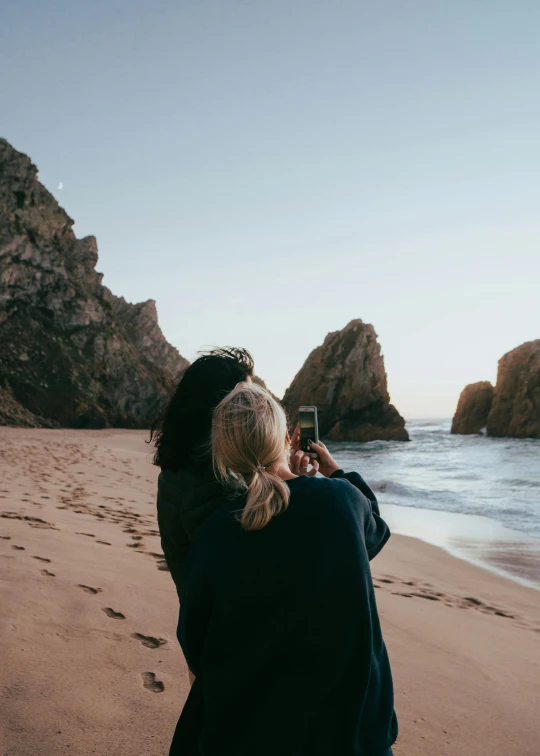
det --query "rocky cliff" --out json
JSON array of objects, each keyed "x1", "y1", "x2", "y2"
[
  {"x1": 282, "y1": 319, "x2": 408, "y2": 442},
  {"x1": 486, "y1": 341, "x2": 540, "y2": 439},
  {"x1": 451, "y1": 381, "x2": 494, "y2": 435},
  {"x1": 0, "y1": 139, "x2": 188, "y2": 428},
  {"x1": 0, "y1": 386, "x2": 57, "y2": 428}
]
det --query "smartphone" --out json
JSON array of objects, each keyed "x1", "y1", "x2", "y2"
[{"x1": 299, "y1": 406, "x2": 319, "y2": 453}]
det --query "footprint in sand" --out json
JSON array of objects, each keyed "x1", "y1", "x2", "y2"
[
  {"x1": 11, "y1": 545, "x2": 25, "y2": 550},
  {"x1": 132, "y1": 633, "x2": 167, "y2": 649},
  {"x1": 410, "y1": 593, "x2": 441, "y2": 601},
  {"x1": 0, "y1": 513, "x2": 58, "y2": 530},
  {"x1": 41, "y1": 569, "x2": 56, "y2": 577},
  {"x1": 383, "y1": 585, "x2": 518, "y2": 621},
  {"x1": 78, "y1": 585, "x2": 102, "y2": 594},
  {"x1": 0, "y1": 535, "x2": 11, "y2": 540},
  {"x1": 33, "y1": 556, "x2": 51, "y2": 562},
  {"x1": 76, "y1": 533, "x2": 96, "y2": 538},
  {"x1": 96, "y1": 540, "x2": 111, "y2": 546},
  {"x1": 141, "y1": 672, "x2": 165, "y2": 693},
  {"x1": 391, "y1": 590, "x2": 442, "y2": 601},
  {"x1": 462, "y1": 597, "x2": 515, "y2": 619},
  {"x1": 102, "y1": 607, "x2": 126, "y2": 619},
  {"x1": 29, "y1": 519, "x2": 58, "y2": 530}
]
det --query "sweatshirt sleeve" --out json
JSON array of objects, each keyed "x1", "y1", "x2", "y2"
[
  {"x1": 157, "y1": 504, "x2": 191, "y2": 600},
  {"x1": 178, "y1": 550, "x2": 214, "y2": 678},
  {"x1": 156, "y1": 472, "x2": 229, "y2": 600},
  {"x1": 330, "y1": 469, "x2": 390, "y2": 560}
]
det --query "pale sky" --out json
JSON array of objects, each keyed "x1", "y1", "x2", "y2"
[{"x1": 2, "y1": 1, "x2": 539, "y2": 417}]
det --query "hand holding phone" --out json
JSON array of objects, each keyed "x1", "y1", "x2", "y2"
[{"x1": 305, "y1": 440, "x2": 340, "y2": 478}]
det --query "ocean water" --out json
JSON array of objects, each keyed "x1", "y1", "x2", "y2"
[{"x1": 327, "y1": 419, "x2": 540, "y2": 587}]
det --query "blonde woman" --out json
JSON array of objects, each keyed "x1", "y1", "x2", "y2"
[{"x1": 171, "y1": 383, "x2": 397, "y2": 756}]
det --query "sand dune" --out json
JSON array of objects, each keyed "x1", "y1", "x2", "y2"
[{"x1": 0, "y1": 428, "x2": 539, "y2": 755}]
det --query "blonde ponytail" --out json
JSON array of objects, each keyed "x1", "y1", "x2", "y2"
[{"x1": 212, "y1": 383, "x2": 290, "y2": 531}]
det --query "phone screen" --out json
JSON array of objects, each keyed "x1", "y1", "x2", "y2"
[{"x1": 299, "y1": 406, "x2": 319, "y2": 453}]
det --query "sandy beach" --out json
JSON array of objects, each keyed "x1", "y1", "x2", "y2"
[{"x1": 1, "y1": 428, "x2": 539, "y2": 756}]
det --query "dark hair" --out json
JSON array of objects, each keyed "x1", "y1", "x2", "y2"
[{"x1": 150, "y1": 347, "x2": 254, "y2": 471}]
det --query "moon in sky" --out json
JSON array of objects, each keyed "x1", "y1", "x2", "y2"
[{"x1": 58, "y1": 181, "x2": 63, "y2": 190}]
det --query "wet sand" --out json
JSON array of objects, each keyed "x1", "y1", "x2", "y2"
[
  {"x1": 0, "y1": 428, "x2": 539, "y2": 756},
  {"x1": 383, "y1": 502, "x2": 540, "y2": 588}
]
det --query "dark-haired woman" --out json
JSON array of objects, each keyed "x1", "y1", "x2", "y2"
[
  {"x1": 153, "y1": 348, "x2": 315, "y2": 600},
  {"x1": 152, "y1": 347, "x2": 255, "y2": 601}
]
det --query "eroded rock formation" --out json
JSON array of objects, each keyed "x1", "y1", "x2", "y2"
[
  {"x1": 451, "y1": 381, "x2": 494, "y2": 435},
  {"x1": 282, "y1": 319, "x2": 408, "y2": 442},
  {"x1": 487, "y1": 340, "x2": 540, "y2": 439},
  {"x1": 0, "y1": 139, "x2": 188, "y2": 428}
]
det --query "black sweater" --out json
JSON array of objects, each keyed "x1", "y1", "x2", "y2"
[
  {"x1": 157, "y1": 466, "x2": 236, "y2": 599},
  {"x1": 173, "y1": 471, "x2": 397, "y2": 756}
]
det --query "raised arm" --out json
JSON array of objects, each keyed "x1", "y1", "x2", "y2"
[
  {"x1": 307, "y1": 440, "x2": 390, "y2": 560},
  {"x1": 330, "y1": 469, "x2": 380, "y2": 514},
  {"x1": 330, "y1": 469, "x2": 390, "y2": 559}
]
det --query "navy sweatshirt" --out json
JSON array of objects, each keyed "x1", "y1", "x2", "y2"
[{"x1": 172, "y1": 471, "x2": 397, "y2": 756}]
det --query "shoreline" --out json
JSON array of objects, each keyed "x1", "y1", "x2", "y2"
[
  {"x1": 382, "y1": 502, "x2": 540, "y2": 591},
  {"x1": 1, "y1": 427, "x2": 539, "y2": 756}
]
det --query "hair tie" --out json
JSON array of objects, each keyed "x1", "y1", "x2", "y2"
[{"x1": 256, "y1": 464, "x2": 266, "y2": 473}]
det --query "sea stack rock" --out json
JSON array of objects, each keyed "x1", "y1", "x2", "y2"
[
  {"x1": 451, "y1": 381, "x2": 494, "y2": 435},
  {"x1": 0, "y1": 139, "x2": 188, "y2": 428},
  {"x1": 282, "y1": 319, "x2": 408, "y2": 442},
  {"x1": 487, "y1": 340, "x2": 540, "y2": 439}
]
